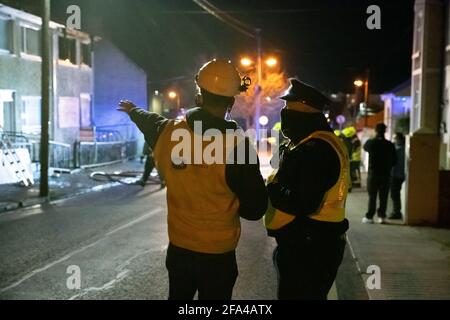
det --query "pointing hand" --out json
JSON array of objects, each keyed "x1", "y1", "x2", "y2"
[{"x1": 117, "y1": 100, "x2": 137, "y2": 113}]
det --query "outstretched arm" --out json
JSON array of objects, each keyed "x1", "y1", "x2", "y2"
[{"x1": 117, "y1": 100, "x2": 169, "y2": 149}]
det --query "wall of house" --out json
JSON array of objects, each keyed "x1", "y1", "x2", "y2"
[
  {"x1": 54, "y1": 63, "x2": 93, "y2": 145},
  {"x1": 93, "y1": 39, "x2": 147, "y2": 151},
  {"x1": 0, "y1": 5, "x2": 94, "y2": 148},
  {"x1": 441, "y1": 0, "x2": 450, "y2": 170},
  {"x1": 0, "y1": 17, "x2": 44, "y2": 134}
]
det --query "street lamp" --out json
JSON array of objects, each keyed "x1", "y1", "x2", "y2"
[
  {"x1": 354, "y1": 80, "x2": 364, "y2": 87},
  {"x1": 354, "y1": 72, "x2": 370, "y2": 127},
  {"x1": 168, "y1": 91, "x2": 180, "y2": 109},
  {"x1": 265, "y1": 57, "x2": 278, "y2": 68},
  {"x1": 240, "y1": 56, "x2": 278, "y2": 69},
  {"x1": 240, "y1": 57, "x2": 253, "y2": 67},
  {"x1": 259, "y1": 115, "x2": 269, "y2": 127},
  {"x1": 240, "y1": 53, "x2": 280, "y2": 139}
]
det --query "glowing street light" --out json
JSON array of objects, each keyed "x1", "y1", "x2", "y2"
[
  {"x1": 354, "y1": 71, "x2": 370, "y2": 127},
  {"x1": 259, "y1": 115, "x2": 269, "y2": 127},
  {"x1": 168, "y1": 91, "x2": 180, "y2": 109},
  {"x1": 265, "y1": 57, "x2": 278, "y2": 68},
  {"x1": 240, "y1": 57, "x2": 253, "y2": 67},
  {"x1": 168, "y1": 91, "x2": 177, "y2": 99}
]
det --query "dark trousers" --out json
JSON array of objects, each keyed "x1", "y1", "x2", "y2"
[
  {"x1": 165, "y1": 243, "x2": 238, "y2": 300},
  {"x1": 350, "y1": 161, "x2": 361, "y2": 184},
  {"x1": 273, "y1": 236, "x2": 346, "y2": 300},
  {"x1": 366, "y1": 174, "x2": 390, "y2": 219},
  {"x1": 390, "y1": 177, "x2": 404, "y2": 216},
  {"x1": 141, "y1": 155, "x2": 156, "y2": 182}
]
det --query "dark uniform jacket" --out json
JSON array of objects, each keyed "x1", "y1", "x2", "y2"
[{"x1": 268, "y1": 110, "x2": 349, "y2": 241}]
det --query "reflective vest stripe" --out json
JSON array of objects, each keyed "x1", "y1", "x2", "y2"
[{"x1": 264, "y1": 131, "x2": 349, "y2": 230}]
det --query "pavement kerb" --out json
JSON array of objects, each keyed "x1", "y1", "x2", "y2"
[{"x1": 0, "y1": 181, "x2": 122, "y2": 214}]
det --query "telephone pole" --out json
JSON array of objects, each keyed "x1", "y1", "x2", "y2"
[
  {"x1": 254, "y1": 28, "x2": 262, "y2": 141},
  {"x1": 364, "y1": 69, "x2": 370, "y2": 127},
  {"x1": 40, "y1": 0, "x2": 50, "y2": 197}
]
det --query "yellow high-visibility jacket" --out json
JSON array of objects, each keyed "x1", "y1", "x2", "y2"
[{"x1": 264, "y1": 131, "x2": 350, "y2": 230}]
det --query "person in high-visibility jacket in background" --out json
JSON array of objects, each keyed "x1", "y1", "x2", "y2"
[
  {"x1": 342, "y1": 126, "x2": 362, "y2": 188},
  {"x1": 117, "y1": 59, "x2": 268, "y2": 300},
  {"x1": 265, "y1": 78, "x2": 350, "y2": 300}
]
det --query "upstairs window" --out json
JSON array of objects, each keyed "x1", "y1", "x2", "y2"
[
  {"x1": 21, "y1": 26, "x2": 41, "y2": 57},
  {"x1": 81, "y1": 42, "x2": 91, "y2": 67},
  {"x1": 59, "y1": 36, "x2": 77, "y2": 64},
  {"x1": 0, "y1": 18, "x2": 12, "y2": 52}
]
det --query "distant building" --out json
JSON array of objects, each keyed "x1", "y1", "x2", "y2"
[
  {"x1": 0, "y1": 4, "x2": 93, "y2": 169},
  {"x1": 92, "y1": 39, "x2": 147, "y2": 152},
  {"x1": 0, "y1": 4, "x2": 147, "y2": 171}
]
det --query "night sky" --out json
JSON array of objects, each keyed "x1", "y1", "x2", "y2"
[{"x1": 7, "y1": 0, "x2": 415, "y2": 97}]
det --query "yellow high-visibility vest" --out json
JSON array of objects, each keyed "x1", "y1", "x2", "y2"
[
  {"x1": 352, "y1": 146, "x2": 361, "y2": 162},
  {"x1": 153, "y1": 119, "x2": 241, "y2": 254},
  {"x1": 264, "y1": 131, "x2": 350, "y2": 230}
]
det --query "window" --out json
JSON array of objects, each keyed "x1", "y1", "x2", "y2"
[
  {"x1": 80, "y1": 94, "x2": 91, "y2": 128},
  {"x1": 21, "y1": 97, "x2": 41, "y2": 135},
  {"x1": 413, "y1": 11, "x2": 423, "y2": 54},
  {"x1": 21, "y1": 26, "x2": 41, "y2": 56},
  {"x1": 0, "y1": 90, "x2": 15, "y2": 132},
  {"x1": 81, "y1": 43, "x2": 91, "y2": 66},
  {"x1": 58, "y1": 97, "x2": 80, "y2": 128},
  {"x1": 0, "y1": 18, "x2": 12, "y2": 52},
  {"x1": 58, "y1": 36, "x2": 77, "y2": 64}
]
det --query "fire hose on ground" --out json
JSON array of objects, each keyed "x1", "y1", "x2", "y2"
[{"x1": 88, "y1": 170, "x2": 164, "y2": 186}]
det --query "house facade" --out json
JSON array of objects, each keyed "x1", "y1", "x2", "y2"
[
  {"x1": 0, "y1": 4, "x2": 93, "y2": 147},
  {"x1": 0, "y1": 4, "x2": 147, "y2": 173},
  {"x1": 408, "y1": 0, "x2": 450, "y2": 226}
]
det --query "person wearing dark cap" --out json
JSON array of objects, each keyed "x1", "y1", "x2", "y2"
[
  {"x1": 362, "y1": 123, "x2": 397, "y2": 224},
  {"x1": 264, "y1": 78, "x2": 350, "y2": 300}
]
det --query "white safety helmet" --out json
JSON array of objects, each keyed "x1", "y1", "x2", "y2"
[{"x1": 196, "y1": 59, "x2": 251, "y2": 97}]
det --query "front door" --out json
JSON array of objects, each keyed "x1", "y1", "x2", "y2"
[{"x1": 0, "y1": 90, "x2": 15, "y2": 132}]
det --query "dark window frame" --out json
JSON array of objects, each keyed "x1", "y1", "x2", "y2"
[
  {"x1": 20, "y1": 24, "x2": 41, "y2": 57},
  {"x1": 0, "y1": 17, "x2": 13, "y2": 53}
]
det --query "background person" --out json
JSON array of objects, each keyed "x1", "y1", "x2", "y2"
[
  {"x1": 389, "y1": 132, "x2": 406, "y2": 220},
  {"x1": 362, "y1": 123, "x2": 397, "y2": 224}
]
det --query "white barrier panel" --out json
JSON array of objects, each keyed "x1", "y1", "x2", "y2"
[{"x1": 0, "y1": 148, "x2": 33, "y2": 185}]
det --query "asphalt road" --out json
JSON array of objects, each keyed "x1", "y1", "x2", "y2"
[
  {"x1": 0, "y1": 184, "x2": 280, "y2": 300},
  {"x1": 0, "y1": 183, "x2": 363, "y2": 300}
]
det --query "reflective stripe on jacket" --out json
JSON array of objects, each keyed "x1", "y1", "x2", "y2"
[{"x1": 264, "y1": 131, "x2": 350, "y2": 230}]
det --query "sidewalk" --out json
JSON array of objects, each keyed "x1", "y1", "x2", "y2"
[
  {"x1": 345, "y1": 186, "x2": 450, "y2": 300},
  {"x1": 0, "y1": 160, "x2": 157, "y2": 213}
]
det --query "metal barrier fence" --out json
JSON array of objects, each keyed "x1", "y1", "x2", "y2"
[
  {"x1": 49, "y1": 141, "x2": 72, "y2": 169},
  {"x1": 5, "y1": 131, "x2": 138, "y2": 169},
  {"x1": 14, "y1": 141, "x2": 72, "y2": 169},
  {"x1": 76, "y1": 140, "x2": 138, "y2": 168}
]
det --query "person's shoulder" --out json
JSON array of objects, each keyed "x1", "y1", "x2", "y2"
[{"x1": 293, "y1": 138, "x2": 337, "y2": 159}]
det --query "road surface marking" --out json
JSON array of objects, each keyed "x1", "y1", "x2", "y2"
[
  {"x1": 67, "y1": 245, "x2": 167, "y2": 300},
  {"x1": 0, "y1": 207, "x2": 163, "y2": 293}
]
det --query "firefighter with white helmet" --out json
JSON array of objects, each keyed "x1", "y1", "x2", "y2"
[{"x1": 117, "y1": 59, "x2": 267, "y2": 300}]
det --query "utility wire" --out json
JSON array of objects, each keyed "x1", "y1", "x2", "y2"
[{"x1": 192, "y1": 0, "x2": 257, "y2": 39}]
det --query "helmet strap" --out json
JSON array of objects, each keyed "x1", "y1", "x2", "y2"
[
  {"x1": 225, "y1": 107, "x2": 233, "y2": 121},
  {"x1": 195, "y1": 94, "x2": 204, "y2": 108}
]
